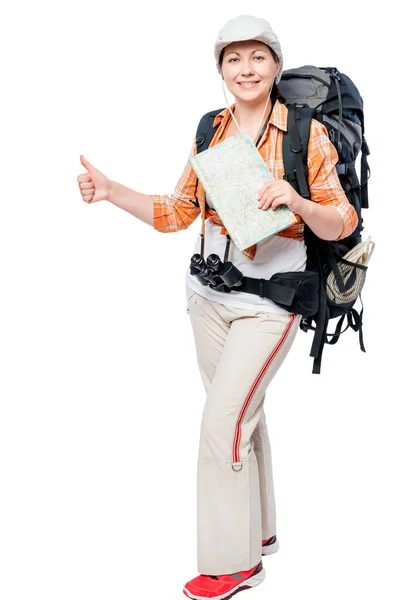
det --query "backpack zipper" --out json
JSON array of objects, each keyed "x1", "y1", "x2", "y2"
[{"x1": 323, "y1": 118, "x2": 352, "y2": 150}]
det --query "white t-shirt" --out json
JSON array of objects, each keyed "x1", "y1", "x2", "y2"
[{"x1": 185, "y1": 197, "x2": 307, "y2": 314}]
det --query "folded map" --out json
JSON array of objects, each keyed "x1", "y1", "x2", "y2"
[{"x1": 189, "y1": 132, "x2": 297, "y2": 251}]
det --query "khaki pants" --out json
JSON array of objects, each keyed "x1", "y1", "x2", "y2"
[{"x1": 185, "y1": 285, "x2": 301, "y2": 575}]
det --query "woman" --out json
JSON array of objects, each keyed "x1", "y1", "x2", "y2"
[{"x1": 77, "y1": 14, "x2": 357, "y2": 600}]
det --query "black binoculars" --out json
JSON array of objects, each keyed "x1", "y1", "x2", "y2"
[{"x1": 190, "y1": 253, "x2": 243, "y2": 291}]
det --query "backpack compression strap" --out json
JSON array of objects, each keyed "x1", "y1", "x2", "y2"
[{"x1": 360, "y1": 136, "x2": 370, "y2": 209}]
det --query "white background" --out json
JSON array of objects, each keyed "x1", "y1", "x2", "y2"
[{"x1": 1, "y1": 1, "x2": 399, "y2": 599}]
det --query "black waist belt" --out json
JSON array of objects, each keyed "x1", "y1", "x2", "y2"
[
  {"x1": 211, "y1": 270, "x2": 320, "y2": 317},
  {"x1": 234, "y1": 276, "x2": 296, "y2": 307}
]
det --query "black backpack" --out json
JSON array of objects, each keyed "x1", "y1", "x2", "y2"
[{"x1": 195, "y1": 66, "x2": 371, "y2": 374}]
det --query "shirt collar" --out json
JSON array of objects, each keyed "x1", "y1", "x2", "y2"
[{"x1": 212, "y1": 98, "x2": 288, "y2": 133}]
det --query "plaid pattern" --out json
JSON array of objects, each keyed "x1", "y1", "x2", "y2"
[{"x1": 151, "y1": 100, "x2": 358, "y2": 261}]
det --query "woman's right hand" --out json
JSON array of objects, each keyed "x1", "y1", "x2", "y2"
[{"x1": 77, "y1": 155, "x2": 111, "y2": 203}]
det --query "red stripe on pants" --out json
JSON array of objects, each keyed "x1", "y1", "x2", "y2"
[{"x1": 232, "y1": 314, "x2": 296, "y2": 468}]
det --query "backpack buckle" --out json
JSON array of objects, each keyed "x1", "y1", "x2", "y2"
[
  {"x1": 327, "y1": 67, "x2": 341, "y2": 81},
  {"x1": 290, "y1": 144, "x2": 303, "y2": 154},
  {"x1": 259, "y1": 278, "x2": 267, "y2": 298}
]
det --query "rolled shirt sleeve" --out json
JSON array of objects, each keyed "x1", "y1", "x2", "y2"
[
  {"x1": 307, "y1": 119, "x2": 358, "y2": 240},
  {"x1": 151, "y1": 138, "x2": 202, "y2": 233}
]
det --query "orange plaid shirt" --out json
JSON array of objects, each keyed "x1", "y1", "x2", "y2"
[{"x1": 151, "y1": 99, "x2": 358, "y2": 261}]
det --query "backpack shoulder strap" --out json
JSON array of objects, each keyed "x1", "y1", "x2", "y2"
[
  {"x1": 195, "y1": 109, "x2": 225, "y2": 154},
  {"x1": 283, "y1": 105, "x2": 329, "y2": 374},
  {"x1": 282, "y1": 104, "x2": 315, "y2": 199}
]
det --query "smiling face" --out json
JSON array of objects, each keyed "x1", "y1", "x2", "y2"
[{"x1": 220, "y1": 40, "x2": 280, "y2": 103}]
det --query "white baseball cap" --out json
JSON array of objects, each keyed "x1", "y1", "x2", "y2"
[{"x1": 214, "y1": 15, "x2": 283, "y2": 82}]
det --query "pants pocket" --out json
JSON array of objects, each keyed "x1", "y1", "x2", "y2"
[{"x1": 186, "y1": 288, "x2": 203, "y2": 315}]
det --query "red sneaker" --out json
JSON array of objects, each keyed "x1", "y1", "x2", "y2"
[
  {"x1": 261, "y1": 535, "x2": 279, "y2": 555},
  {"x1": 183, "y1": 560, "x2": 265, "y2": 600}
]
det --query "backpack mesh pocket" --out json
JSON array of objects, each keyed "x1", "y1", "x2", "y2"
[
  {"x1": 326, "y1": 260, "x2": 367, "y2": 305},
  {"x1": 326, "y1": 237, "x2": 374, "y2": 307}
]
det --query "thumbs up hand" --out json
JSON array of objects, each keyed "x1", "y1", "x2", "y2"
[{"x1": 77, "y1": 155, "x2": 111, "y2": 203}]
